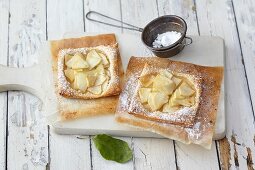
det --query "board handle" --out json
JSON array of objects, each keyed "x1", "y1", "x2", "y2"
[{"x1": 0, "y1": 64, "x2": 43, "y2": 99}]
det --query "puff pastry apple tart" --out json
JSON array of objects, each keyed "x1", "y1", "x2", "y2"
[
  {"x1": 116, "y1": 57, "x2": 224, "y2": 149},
  {"x1": 50, "y1": 34, "x2": 124, "y2": 120},
  {"x1": 58, "y1": 46, "x2": 120, "y2": 99},
  {"x1": 128, "y1": 63, "x2": 202, "y2": 127}
]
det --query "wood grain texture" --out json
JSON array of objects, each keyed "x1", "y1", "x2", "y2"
[
  {"x1": 133, "y1": 138, "x2": 176, "y2": 170},
  {"x1": 84, "y1": 0, "x2": 133, "y2": 169},
  {"x1": 121, "y1": 0, "x2": 155, "y2": 57},
  {"x1": 158, "y1": 0, "x2": 198, "y2": 35},
  {"x1": 157, "y1": 1, "x2": 220, "y2": 169},
  {"x1": 121, "y1": 0, "x2": 176, "y2": 169},
  {"x1": 2, "y1": 0, "x2": 254, "y2": 169},
  {"x1": 84, "y1": 0, "x2": 121, "y2": 32},
  {"x1": 0, "y1": 0, "x2": 9, "y2": 169},
  {"x1": 7, "y1": 0, "x2": 48, "y2": 169},
  {"x1": 232, "y1": 0, "x2": 255, "y2": 117},
  {"x1": 196, "y1": 0, "x2": 255, "y2": 169},
  {"x1": 175, "y1": 142, "x2": 219, "y2": 170},
  {"x1": 49, "y1": 134, "x2": 91, "y2": 170},
  {"x1": 47, "y1": 0, "x2": 91, "y2": 169},
  {"x1": 47, "y1": 0, "x2": 85, "y2": 40}
]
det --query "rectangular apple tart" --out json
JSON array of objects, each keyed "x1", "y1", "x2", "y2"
[
  {"x1": 50, "y1": 34, "x2": 124, "y2": 120},
  {"x1": 116, "y1": 57, "x2": 224, "y2": 149}
]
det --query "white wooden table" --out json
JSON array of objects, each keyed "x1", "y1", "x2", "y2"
[{"x1": 0, "y1": 0, "x2": 254, "y2": 169}]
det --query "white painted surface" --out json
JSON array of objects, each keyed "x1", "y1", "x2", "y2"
[
  {"x1": 47, "y1": 0, "x2": 92, "y2": 169},
  {"x1": 49, "y1": 133, "x2": 91, "y2": 170},
  {"x1": 0, "y1": 0, "x2": 254, "y2": 169},
  {"x1": 232, "y1": 0, "x2": 255, "y2": 117},
  {"x1": 0, "y1": 0, "x2": 9, "y2": 169},
  {"x1": 196, "y1": 0, "x2": 255, "y2": 169},
  {"x1": 7, "y1": 0, "x2": 48, "y2": 170}
]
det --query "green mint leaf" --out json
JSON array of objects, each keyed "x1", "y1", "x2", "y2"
[{"x1": 93, "y1": 134, "x2": 133, "y2": 163}]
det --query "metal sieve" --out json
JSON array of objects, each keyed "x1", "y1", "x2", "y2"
[{"x1": 86, "y1": 11, "x2": 192, "y2": 58}]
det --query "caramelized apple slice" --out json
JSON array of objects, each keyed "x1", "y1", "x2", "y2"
[
  {"x1": 102, "y1": 79, "x2": 109, "y2": 92},
  {"x1": 179, "y1": 82, "x2": 195, "y2": 96},
  {"x1": 85, "y1": 69, "x2": 97, "y2": 77},
  {"x1": 86, "y1": 75, "x2": 97, "y2": 87},
  {"x1": 160, "y1": 70, "x2": 173, "y2": 79},
  {"x1": 86, "y1": 50, "x2": 102, "y2": 69},
  {"x1": 73, "y1": 72, "x2": 88, "y2": 92},
  {"x1": 95, "y1": 74, "x2": 107, "y2": 86},
  {"x1": 73, "y1": 69, "x2": 84, "y2": 72},
  {"x1": 98, "y1": 52, "x2": 109, "y2": 66},
  {"x1": 105, "y1": 70, "x2": 110, "y2": 77},
  {"x1": 138, "y1": 88, "x2": 151, "y2": 103},
  {"x1": 172, "y1": 95, "x2": 194, "y2": 107},
  {"x1": 174, "y1": 89, "x2": 185, "y2": 99},
  {"x1": 162, "y1": 103, "x2": 179, "y2": 113},
  {"x1": 176, "y1": 98, "x2": 193, "y2": 107},
  {"x1": 169, "y1": 96, "x2": 180, "y2": 107},
  {"x1": 188, "y1": 96, "x2": 195, "y2": 106},
  {"x1": 64, "y1": 69, "x2": 75, "y2": 82},
  {"x1": 66, "y1": 53, "x2": 89, "y2": 69},
  {"x1": 95, "y1": 64, "x2": 105, "y2": 75},
  {"x1": 139, "y1": 74, "x2": 155, "y2": 87},
  {"x1": 148, "y1": 92, "x2": 169, "y2": 111},
  {"x1": 172, "y1": 76, "x2": 182, "y2": 86},
  {"x1": 64, "y1": 54, "x2": 73, "y2": 64},
  {"x1": 87, "y1": 85, "x2": 102, "y2": 95},
  {"x1": 152, "y1": 74, "x2": 176, "y2": 95},
  {"x1": 73, "y1": 69, "x2": 84, "y2": 77}
]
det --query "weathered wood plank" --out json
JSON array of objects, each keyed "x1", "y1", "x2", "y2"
[
  {"x1": 84, "y1": 0, "x2": 133, "y2": 169},
  {"x1": 175, "y1": 142, "x2": 219, "y2": 170},
  {"x1": 133, "y1": 138, "x2": 176, "y2": 170},
  {"x1": 157, "y1": 1, "x2": 220, "y2": 169},
  {"x1": 47, "y1": 0, "x2": 91, "y2": 169},
  {"x1": 232, "y1": 0, "x2": 255, "y2": 118},
  {"x1": 121, "y1": 0, "x2": 156, "y2": 56},
  {"x1": 7, "y1": 0, "x2": 48, "y2": 169},
  {"x1": 84, "y1": 0, "x2": 121, "y2": 32},
  {"x1": 196, "y1": 0, "x2": 255, "y2": 169},
  {"x1": 158, "y1": 0, "x2": 198, "y2": 35},
  {"x1": 0, "y1": 0, "x2": 9, "y2": 169},
  {"x1": 121, "y1": 0, "x2": 177, "y2": 169},
  {"x1": 47, "y1": 0, "x2": 85, "y2": 40},
  {"x1": 49, "y1": 135, "x2": 91, "y2": 170}
]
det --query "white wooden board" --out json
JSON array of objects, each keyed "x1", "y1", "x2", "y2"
[{"x1": 0, "y1": 33, "x2": 225, "y2": 141}]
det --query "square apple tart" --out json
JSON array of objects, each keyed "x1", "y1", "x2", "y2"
[
  {"x1": 50, "y1": 34, "x2": 124, "y2": 120},
  {"x1": 116, "y1": 57, "x2": 224, "y2": 149},
  {"x1": 58, "y1": 45, "x2": 120, "y2": 99},
  {"x1": 128, "y1": 62, "x2": 202, "y2": 127}
]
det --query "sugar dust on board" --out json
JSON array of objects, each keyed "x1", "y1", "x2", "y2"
[{"x1": 152, "y1": 31, "x2": 182, "y2": 48}]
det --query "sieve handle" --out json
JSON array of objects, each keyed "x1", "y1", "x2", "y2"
[
  {"x1": 86, "y1": 11, "x2": 144, "y2": 32},
  {"x1": 184, "y1": 36, "x2": 193, "y2": 46}
]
